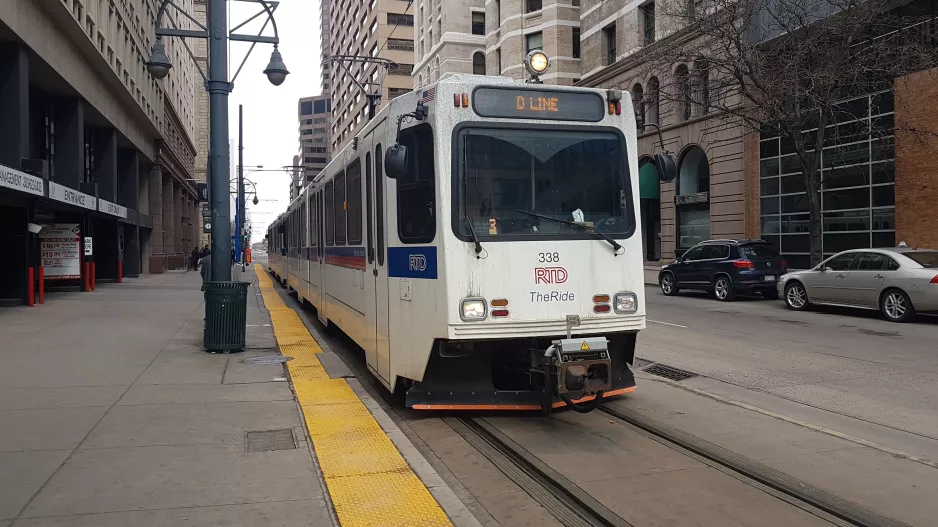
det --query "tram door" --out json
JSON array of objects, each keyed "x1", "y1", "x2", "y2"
[{"x1": 364, "y1": 128, "x2": 391, "y2": 384}]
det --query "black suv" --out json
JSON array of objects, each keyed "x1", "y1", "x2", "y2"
[{"x1": 658, "y1": 240, "x2": 788, "y2": 301}]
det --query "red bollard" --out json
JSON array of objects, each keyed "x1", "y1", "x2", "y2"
[
  {"x1": 27, "y1": 267, "x2": 34, "y2": 307},
  {"x1": 38, "y1": 267, "x2": 45, "y2": 304},
  {"x1": 91, "y1": 262, "x2": 96, "y2": 290},
  {"x1": 118, "y1": 259, "x2": 123, "y2": 283},
  {"x1": 84, "y1": 262, "x2": 90, "y2": 292}
]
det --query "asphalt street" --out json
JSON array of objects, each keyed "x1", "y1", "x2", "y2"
[{"x1": 640, "y1": 285, "x2": 938, "y2": 450}]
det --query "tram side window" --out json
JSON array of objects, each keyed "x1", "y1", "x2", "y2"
[
  {"x1": 347, "y1": 160, "x2": 363, "y2": 245},
  {"x1": 335, "y1": 171, "x2": 347, "y2": 245},
  {"x1": 397, "y1": 124, "x2": 436, "y2": 244},
  {"x1": 309, "y1": 195, "x2": 318, "y2": 246},
  {"x1": 325, "y1": 181, "x2": 336, "y2": 246}
]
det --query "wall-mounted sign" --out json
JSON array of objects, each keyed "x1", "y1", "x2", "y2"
[
  {"x1": 49, "y1": 182, "x2": 97, "y2": 211},
  {"x1": 472, "y1": 87, "x2": 605, "y2": 122},
  {"x1": 84, "y1": 237, "x2": 93, "y2": 256},
  {"x1": 674, "y1": 192, "x2": 710, "y2": 206},
  {"x1": 196, "y1": 183, "x2": 208, "y2": 202},
  {"x1": 0, "y1": 164, "x2": 45, "y2": 197},
  {"x1": 97, "y1": 198, "x2": 128, "y2": 218},
  {"x1": 40, "y1": 224, "x2": 82, "y2": 280}
]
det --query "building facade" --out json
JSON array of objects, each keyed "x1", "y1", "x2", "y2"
[
  {"x1": 326, "y1": 0, "x2": 415, "y2": 151},
  {"x1": 0, "y1": 0, "x2": 202, "y2": 306},
  {"x1": 577, "y1": 0, "x2": 937, "y2": 268},
  {"x1": 298, "y1": 95, "x2": 333, "y2": 184},
  {"x1": 414, "y1": 0, "x2": 583, "y2": 87}
]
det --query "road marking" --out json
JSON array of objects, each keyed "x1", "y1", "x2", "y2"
[
  {"x1": 636, "y1": 372, "x2": 938, "y2": 470},
  {"x1": 648, "y1": 319, "x2": 689, "y2": 328}
]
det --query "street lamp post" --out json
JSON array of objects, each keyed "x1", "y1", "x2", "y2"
[{"x1": 148, "y1": 0, "x2": 289, "y2": 282}]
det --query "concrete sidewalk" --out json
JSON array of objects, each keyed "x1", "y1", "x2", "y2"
[{"x1": 0, "y1": 270, "x2": 335, "y2": 526}]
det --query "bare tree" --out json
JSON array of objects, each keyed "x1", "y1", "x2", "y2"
[{"x1": 639, "y1": 0, "x2": 938, "y2": 265}]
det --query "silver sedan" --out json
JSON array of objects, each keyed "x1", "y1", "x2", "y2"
[{"x1": 778, "y1": 248, "x2": 938, "y2": 322}]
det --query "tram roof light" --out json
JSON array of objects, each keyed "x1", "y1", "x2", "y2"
[{"x1": 525, "y1": 50, "x2": 550, "y2": 75}]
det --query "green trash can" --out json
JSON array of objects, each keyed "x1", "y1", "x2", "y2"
[{"x1": 203, "y1": 281, "x2": 249, "y2": 352}]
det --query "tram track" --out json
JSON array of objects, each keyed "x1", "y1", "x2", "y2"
[{"x1": 264, "y1": 263, "x2": 909, "y2": 527}]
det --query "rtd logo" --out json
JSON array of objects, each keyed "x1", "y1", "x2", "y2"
[
  {"x1": 535, "y1": 267, "x2": 568, "y2": 284},
  {"x1": 409, "y1": 254, "x2": 428, "y2": 271}
]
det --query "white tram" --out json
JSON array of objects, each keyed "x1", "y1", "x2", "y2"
[{"x1": 269, "y1": 73, "x2": 651, "y2": 413}]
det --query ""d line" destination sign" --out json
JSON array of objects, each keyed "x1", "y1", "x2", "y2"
[{"x1": 472, "y1": 87, "x2": 605, "y2": 122}]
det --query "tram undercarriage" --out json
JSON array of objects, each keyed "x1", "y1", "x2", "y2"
[{"x1": 406, "y1": 332, "x2": 637, "y2": 413}]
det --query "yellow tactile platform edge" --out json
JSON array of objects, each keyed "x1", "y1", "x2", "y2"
[{"x1": 254, "y1": 265, "x2": 453, "y2": 527}]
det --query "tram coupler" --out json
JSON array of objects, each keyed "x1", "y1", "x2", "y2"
[{"x1": 544, "y1": 336, "x2": 612, "y2": 414}]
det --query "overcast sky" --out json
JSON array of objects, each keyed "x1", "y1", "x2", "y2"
[{"x1": 225, "y1": 0, "x2": 320, "y2": 239}]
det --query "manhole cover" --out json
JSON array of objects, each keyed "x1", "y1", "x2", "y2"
[
  {"x1": 632, "y1": 358, "x2": 655, "y2": 369},
  {"x1": 245, "y1": 429, "x2": 297, "y2": 453},
  {"x1": 643, "y1": 363, "x2": 698, "y2": 381},
  {"x1": 242, "y1": 356, "x2": 293, "y2": 365}
]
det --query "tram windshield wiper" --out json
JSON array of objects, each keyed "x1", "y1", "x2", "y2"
[
  {"x1": 513, "y1": 209, "x2": 623, "y2": 255},
  {"x1": 464, "y1": 214, "x2": 483, "y2": 258}
]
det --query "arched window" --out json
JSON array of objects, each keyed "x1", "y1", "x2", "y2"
[
  {"x1": 676, "y1": 146, "x2": 711, "y2": 251},
  {"x1": 473, "y1": 52, "x2": 486, "y2": 75},
  {"x1": 632, "y1": 83, "x2": 645, "y2": 132},
  {"x1": 696, "y1": 61, "x2": 710, "y2": 116},
  {"x1": 675, "y1": 64, "x2": 691, "y2": 121},
  {"x1": 646, "y1": 76, "x2": 660, "y2": 126}
]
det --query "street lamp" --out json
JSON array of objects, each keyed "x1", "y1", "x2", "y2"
[{"x1": 148, "y1": 0, "x2": 289, "y2": 285}]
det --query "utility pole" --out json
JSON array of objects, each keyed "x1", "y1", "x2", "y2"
[
  {"x1": 207, "y1": 0, "x2": 232, "y2": 280},
  {"x1": 236, "y1": 104, "x2": 244, "y2": 266}
]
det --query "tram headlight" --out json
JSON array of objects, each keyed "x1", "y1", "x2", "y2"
[
  {"x1": 460, "y1": 298, "x2": 487, "y2": 321},
  {"x1": 614, "y1": 292, "x2": 638, "y2": 314}
]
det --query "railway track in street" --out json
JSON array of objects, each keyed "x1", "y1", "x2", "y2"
[
  {"x1": 264, "y1": 261, "x2": 909, "y2": 527},
  {"x1": 448, "y1": 407, "x2": 909, "y2": 527}
]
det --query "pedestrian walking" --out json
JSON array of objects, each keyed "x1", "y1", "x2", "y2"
[
  {"x1": 200, "y1": 250, "x2": 212, "y2": 290},
  {"x1": 189, "y1": 247, "x2": 200, "y2": 271}
]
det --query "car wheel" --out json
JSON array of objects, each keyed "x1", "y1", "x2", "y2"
[
  {"x1": 881, "y1": 289, "x2": 915, "y2": 323},
  {"x1": 763, "y1": 289, "x2": 779, "y2": 300},
  {"x1": 713, "y1": 276, "x2": 736, "y2": 301},
  {"x1": 784, "y1": 282, "x2": 810, "y2": 311},
  {"x1": 660, "y1": 272, "x2": 679, "y2": 296}
]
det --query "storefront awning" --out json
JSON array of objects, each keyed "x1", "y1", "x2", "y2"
[{"x1": 639, "y1": 162, "x2": 660, "y2": 199}]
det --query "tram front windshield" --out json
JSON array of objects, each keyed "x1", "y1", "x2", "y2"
[{"x1": 456, "y1": 128, "x2": 633, "y2": 239}]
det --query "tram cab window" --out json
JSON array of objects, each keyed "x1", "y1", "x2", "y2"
[
  {"x1": 397, "y1": 124, "x2": 436, "y2": 244},
  {"x1": 456, "y1": 128, "x2": 632, "y2": 240}
]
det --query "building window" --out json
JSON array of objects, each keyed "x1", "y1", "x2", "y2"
[
  {"x1": 389, "y1": 87, "x2": 411, "y2": 99},
  {"x1": 370, "y1": 19, "x2": 378, "y2": 34},
  {"x1": 646, "y1": 76, "x2": 660, "y2": 126},
  {"x1": 495, "y1": 0, "x2": 501, "y2": 24},
  {"x1": 387, "y1": 38, "x2": 414, "y2": 51},
  {"x1": 642, "y1": 2, "x2": 656, "y2": 46},
  {"x1": 388, "y1": 13, "x2": 414, "y2": 26},
  {"x1": 676, "y1": 64, "x2": 692, "y2": 121},
  {"x1": 527, "y1": 0, "x2": 542, "y2": 13},
  {"x1": 397, "y1": 124, "x2": 436, "y2": 244},
  {"x1": 472, "y1": 11, "x2": 485, "y2": 35},
  {"x1": 472, "y1": 52, "x2": 486, "y2": 75},
  {"x1": 526, "y1": 32, "x2": 543, "y2": 53},
  {"x1": 758, "y1": 91, "x2": 895, "y2": 268},
  {"x1": 495, "y1": 47, "x2": 502, "y2": 74},
  {"x1": 676, "y1": 146, "x2": 711, "y2": 251},
  {"x1": 632, "y1": 83, "x2": 645, "y2": 132},
  {"x1": 603, "y1": 24, "x2": 617, "y2": 65},
  {"x1": 314, "y1": 99, "x2": 327, "y2": 113},
  {"x1": 572, "y1": 27, "x2": 581, "y2": 59},
  {"x1": 696, "y1": 62, "x2": 710, "y2": 116}
]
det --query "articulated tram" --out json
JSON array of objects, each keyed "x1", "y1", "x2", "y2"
[{"x1": 269, "y1": 73, "x2": 648, "y2": 413}]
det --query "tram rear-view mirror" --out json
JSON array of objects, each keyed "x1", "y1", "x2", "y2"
[{"x1": 385, "y1": 144, "x2": 408, "y2": 179}]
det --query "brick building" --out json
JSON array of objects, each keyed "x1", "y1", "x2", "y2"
[{"x1": 0, "y1": 0, "x2": 202, "y2": 306}]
